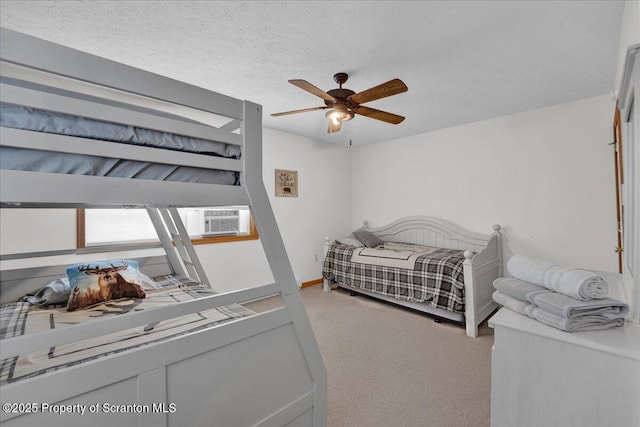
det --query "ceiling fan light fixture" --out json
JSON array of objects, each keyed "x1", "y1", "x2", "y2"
[
  {"x1": 325, "y1": 108, "x2": 354, "y2": 125},
  {"x1": 272, "y1": 73, "x2": 408, "y2": 134}
]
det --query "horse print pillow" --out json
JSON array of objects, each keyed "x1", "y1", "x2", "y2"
[{"x1": 66, "y1": 260, "x2": 146, "y2": 311}]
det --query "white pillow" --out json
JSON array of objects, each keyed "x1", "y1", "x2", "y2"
[{"x1": 23, "y1": 277, "x2": 71, "y2": 306}]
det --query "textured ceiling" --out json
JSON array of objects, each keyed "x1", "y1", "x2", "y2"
[{"x1": 0, "y1": 1, "x2": 625, "y2": 146}]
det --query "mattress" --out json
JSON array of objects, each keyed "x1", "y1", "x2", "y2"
[
  {"x1": 0, "y1": 275, "x2": 254, "y2": 386},
  {"x1": 0, "y1": 103, "x2": 241, "y2": 185},
  {"x1": 323, "y1": 242, "x2": 467, "y2": 313}
]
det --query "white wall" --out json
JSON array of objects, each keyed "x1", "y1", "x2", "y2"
[
  {"x1": 0, "y1": 209, "x2": 77, "y2": 254},
  {"x1": 262, "y1": 128, "x2": 352, "y2": 285},
  {"x1": 352, "y1": 95, "x2": 617, "y2": 272},
  {"x1": 0, "y1": 127, "x2": 352, "y2": 293}
]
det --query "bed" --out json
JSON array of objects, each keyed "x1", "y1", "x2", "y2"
[
  {"x1": 323, "y1": 217, "x2": 502, "y2": 337},
  {"x1": 0, "y1": 274, "x2": 255, "y2": 386},
  {"x1": 0, "y1": 28, "x2": 326, "y2": 427}
]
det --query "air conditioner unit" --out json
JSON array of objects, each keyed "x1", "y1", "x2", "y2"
[{"x1": 203, "y1": 209, "x2": 240, "y2": 235}]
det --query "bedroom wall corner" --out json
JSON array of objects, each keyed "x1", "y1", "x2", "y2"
[{"x1": 262, "y1": 127, "x2": 353, "y2": 286}]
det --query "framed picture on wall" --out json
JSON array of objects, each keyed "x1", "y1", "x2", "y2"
[{"x1": 275, "y1": 169, "x2": 298, "y2": 197}]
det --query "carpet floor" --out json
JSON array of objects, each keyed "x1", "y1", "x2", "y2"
[
  {"x1": 301, "y1": 286, "x2": 493, "y2": 427},
  {"x1": 250, "y1": 284, "x2": 495, "y2": 427}
]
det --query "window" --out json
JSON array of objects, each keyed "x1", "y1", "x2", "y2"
[{"x1": 77, "y1": 206, "x2": 258, "y2": 248}]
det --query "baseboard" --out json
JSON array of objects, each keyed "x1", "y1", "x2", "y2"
[{"x1": 301, "y1": 279, "x2": 323, "y2": 288}]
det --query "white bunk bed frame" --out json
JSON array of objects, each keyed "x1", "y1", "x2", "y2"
[
  {"x1": 0, "y1": 28, "x2": 326, "y2": 427},
  {"x1": 323, "y1": 217, "x2": 502, "y2": 337}
]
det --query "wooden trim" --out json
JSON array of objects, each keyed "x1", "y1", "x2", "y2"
[
  {"x1": 616, "y1": 105, "x2": 624, "y2": 185},
  {"x1": 301, "y1": 279, "x2": 323, "y2": 289},
  {"x1": 613, "y1": 105, "x2": 623, "y2": 273},
  {"x1": 76, "y1": 208, "x2": 86, "y2": 248},
  {"x1": 190, "y1": 216, "x2": 259, "y2": 245},
  {"x1": 77, "y1": 209, "x2": 259, "y2": 249}
]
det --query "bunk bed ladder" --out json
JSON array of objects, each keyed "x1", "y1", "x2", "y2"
[{"x1": 146, "y1": 208, "x2": 211, "y2": 287}]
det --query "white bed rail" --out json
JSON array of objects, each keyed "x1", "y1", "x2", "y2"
[
  {"x1": 0, "y1": 282, "x2": 279, "y2": 360},
  {"x1": 0, "y1": 127, "x2": 242, "y2": 172},
  {"x1": 0, "y1": 170, "x2": 250, "y2": 208}
]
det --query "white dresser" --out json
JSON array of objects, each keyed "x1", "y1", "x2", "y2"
[{"x1": 489, "y1": 273, "x2": 640, "y2": 427}]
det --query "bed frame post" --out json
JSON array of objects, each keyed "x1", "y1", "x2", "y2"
[
  {"x1": 242, "y1": 100, "x2": 327, "y2": 426},
  {"x1": 242, "y1": 101, "x2": 297, "y2": 295},
  {"x1": 463, "y1": 250, "x2": 478, "y2": 337},
  {"x1": 464, "y1": 224, "x2": 502, "y2": 337},
  {"x1": 493, "y1": 224, "x2": 503, "y2": 276}
]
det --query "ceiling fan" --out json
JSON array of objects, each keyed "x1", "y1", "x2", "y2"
[{"x1": 271, "y1": 72, "x2": 408, "y2": 133}]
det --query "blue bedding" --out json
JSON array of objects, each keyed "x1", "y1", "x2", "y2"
[
  {"x1": 0, "y1": 147, "x2": 239, "y2": 184},
  {"x1": 0, "y1": 103, "x2": 241, "y2": 185},
  {"x1": 1, "y1": 104, "x2": 241, "y2": 158}
]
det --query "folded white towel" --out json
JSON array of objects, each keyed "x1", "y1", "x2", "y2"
[
  {"x1": 507, "y1": 255, "x2": 609, "y2": 300},
  {"x1": 530, "y1": 291, "x2": 628, "y2": 319},
  {"x1": 492, "y1": 289, "x2": 626, "y2": 332},
  {"x1": 529, "y1": 307, "x2": 625, "y2": 332},
  {"x1": 492, "y1": 290, "x2": 531, "y2": 316},
  {"x1": 506, "y1": 255, "x2": 555, "y2": 286},
  {"x1": 493, "y1": 277, "x2": 547, "y2": 302},
  {"x1": 494, "y1": 277, "x2": 628, "y2": 319},
  {"x1": 547, "y1": 268, "x2": 609, "y2": 300}
]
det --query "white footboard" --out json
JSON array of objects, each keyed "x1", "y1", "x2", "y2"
[
  {"x1": 0, "y1": 289, "x2": 319, "y2": 427},
  {"x1": 463, "y1": 225, "x2": 502, "y2": 337}
]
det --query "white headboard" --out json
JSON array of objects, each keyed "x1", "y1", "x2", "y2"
[{"x1": 359, "y1": 216, "x2": 501, "y2": 254}]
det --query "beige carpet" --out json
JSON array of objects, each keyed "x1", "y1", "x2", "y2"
[
  {"x1": 305, "y1": 284, "x2": 494, "y2": 427},
  {"x1": 249, "y1": 284, "x2": 495, "y2": 427}
]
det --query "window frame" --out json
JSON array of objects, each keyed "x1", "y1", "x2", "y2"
[{"x1": 76, "y1": 208, "x2": 259, "y2": 249}]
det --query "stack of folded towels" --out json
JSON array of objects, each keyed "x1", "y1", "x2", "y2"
[{"x1": 493, "y1": 255, "x2": 629, "y2": 332}]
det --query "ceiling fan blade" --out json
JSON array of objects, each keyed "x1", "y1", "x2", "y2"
[
  {"x1": 271, "y1": 106, "x2": 328, "y2": 117},
  {"x1": 349, "y1": 79, "x2": 408, "y2": 105},
  {"x1": 327, "y1": 120, "x2": 342, "y2": 133},
  {"x1": 289, "y1": 79, "x2": 336, "y2": 102},
  {"x1": 354, "y1": 106, "x2": 405, "y2": 124}
]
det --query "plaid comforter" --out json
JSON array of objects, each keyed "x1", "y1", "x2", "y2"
[{"x1": 323, "y1": 243, "x2": 467, "y2": 313}]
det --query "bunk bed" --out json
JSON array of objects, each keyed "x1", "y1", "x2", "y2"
[
  {"x1": 323, "y1": 217, "x2": 502, "y2": 337},
  {"x1": 0, "y1": 28, "x2": 326, "y2": 427}
]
